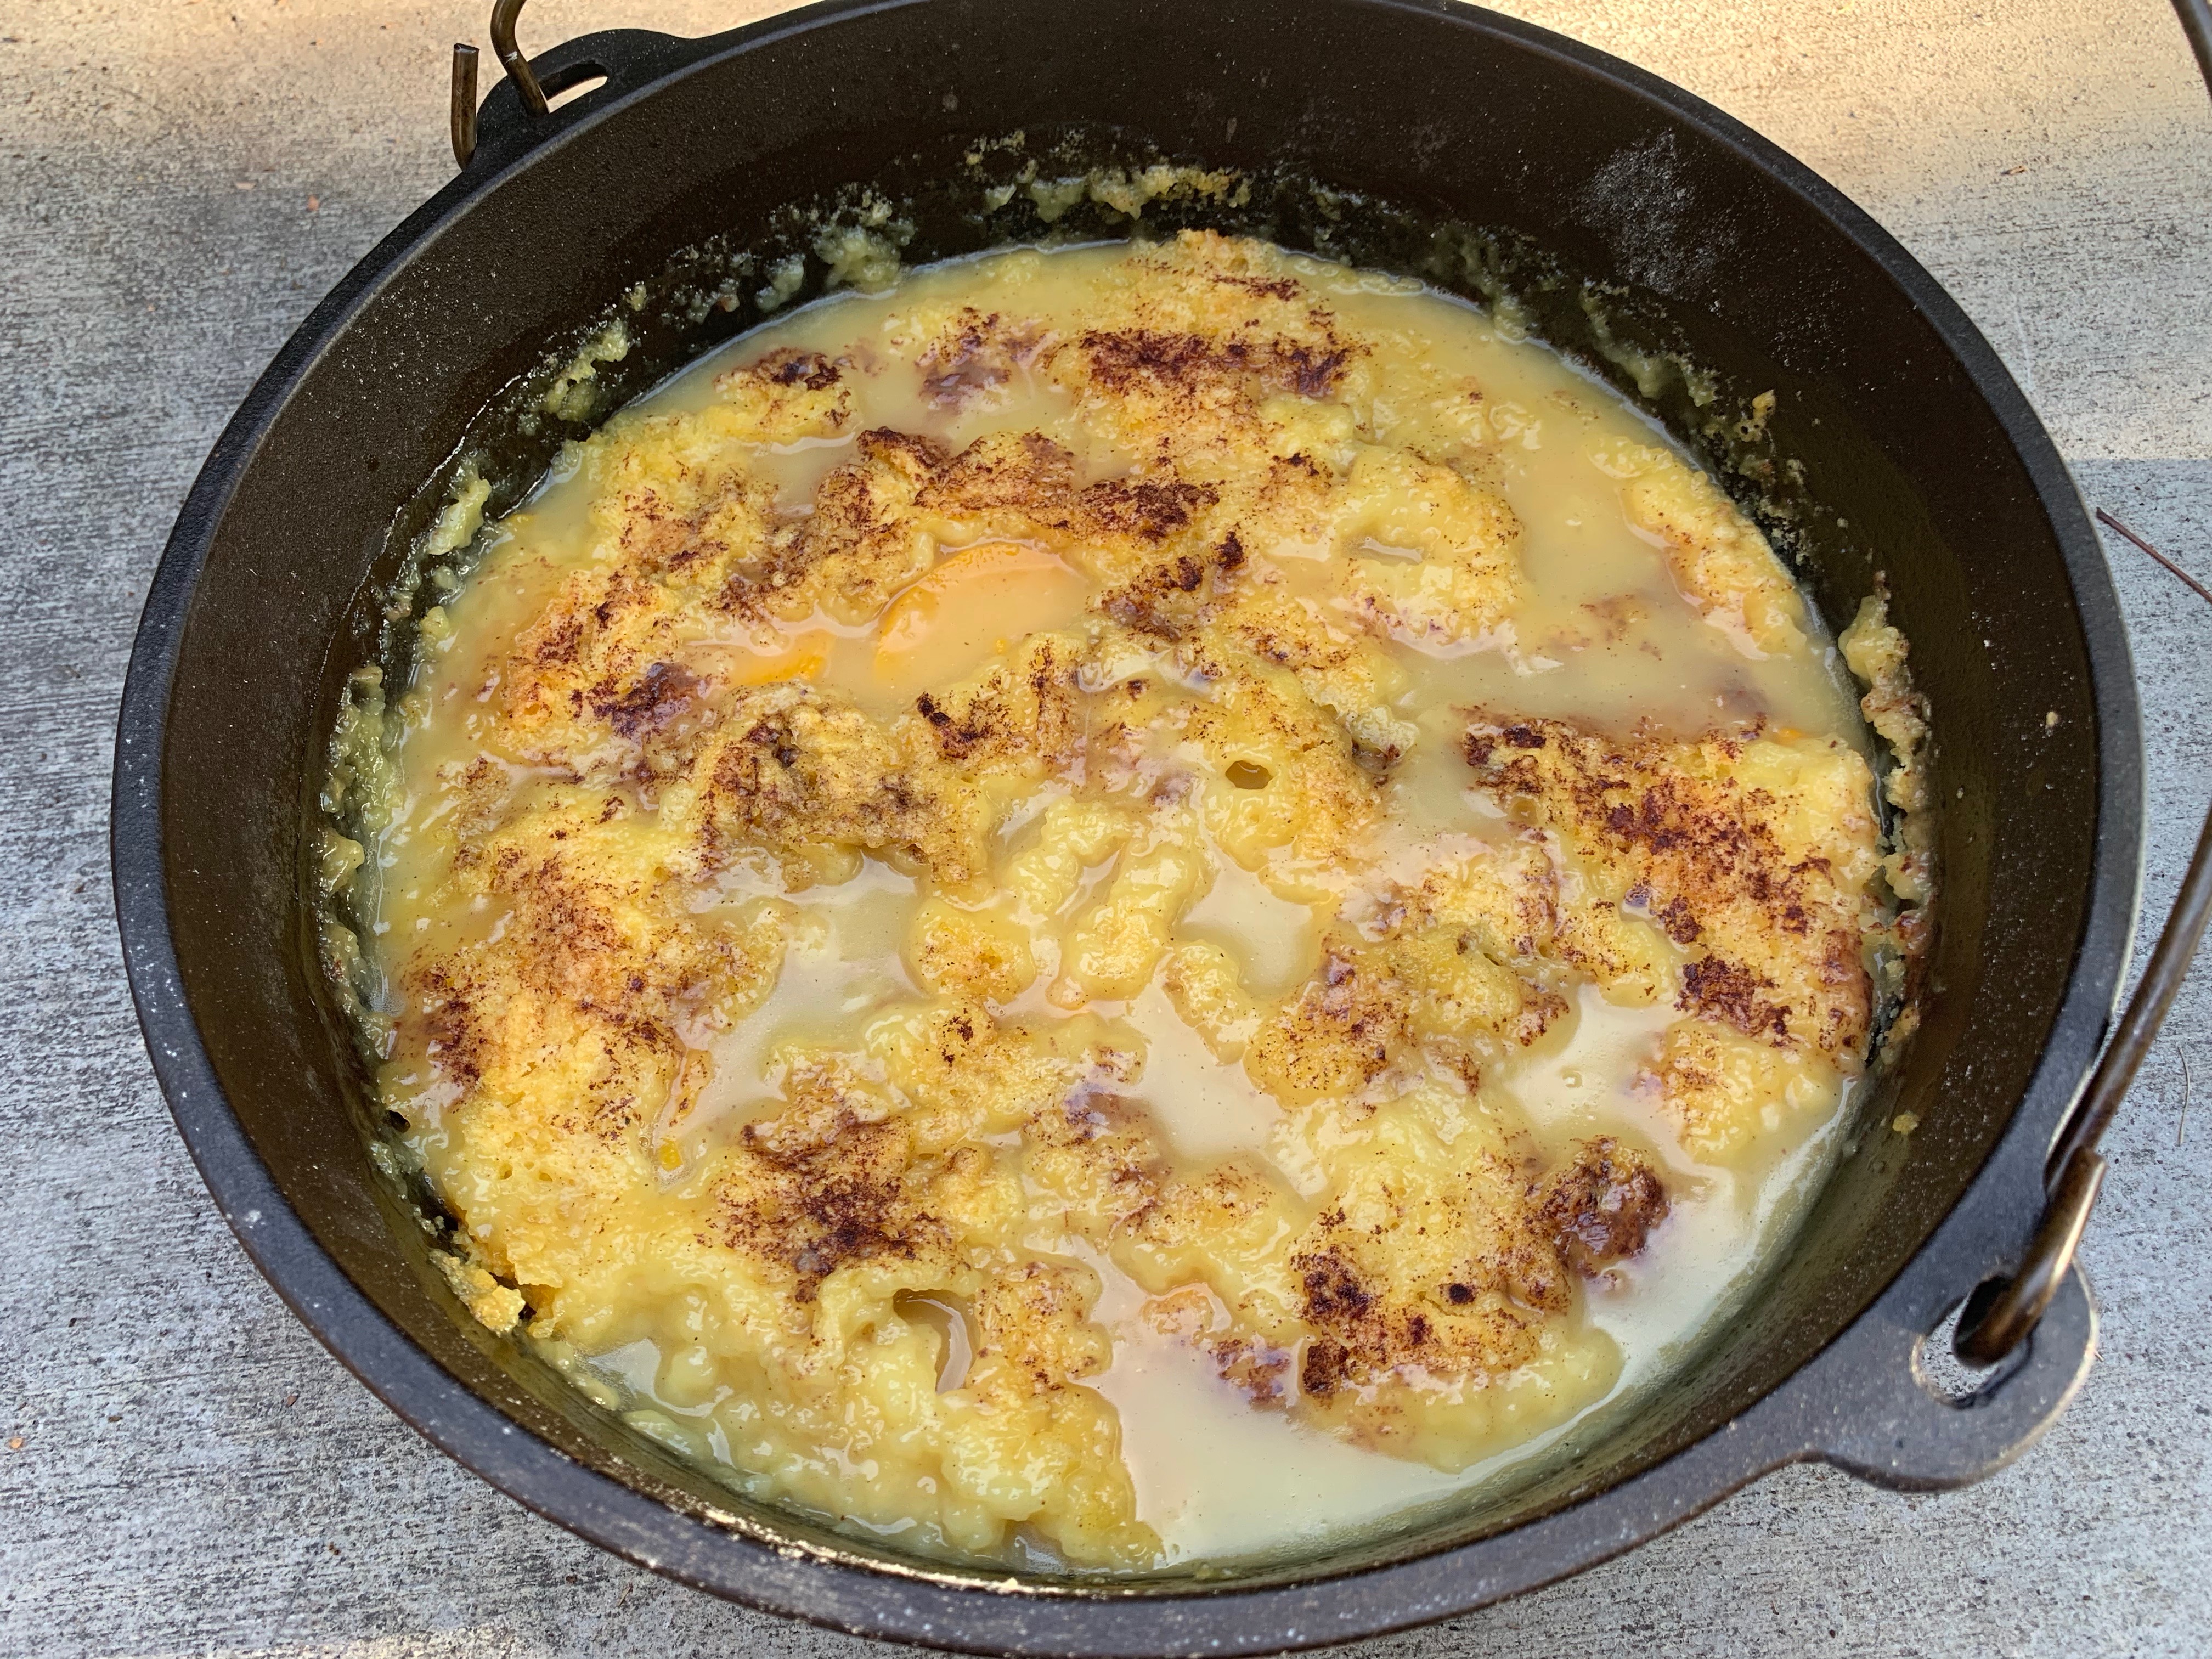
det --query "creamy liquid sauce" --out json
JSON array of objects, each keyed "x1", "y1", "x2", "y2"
[
  {"x1": 368, "y1": 240, "x2": 1876, "y2": 1568},
  {"x1": 1058, "y1": 992, "x2": 1843, "y2": 1563}
]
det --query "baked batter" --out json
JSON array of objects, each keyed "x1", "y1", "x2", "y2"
[{"x1": 320, "y1": 233, "x2": 1921, "y2": 1571}]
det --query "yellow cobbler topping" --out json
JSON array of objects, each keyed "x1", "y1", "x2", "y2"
[{"x1": 328, "y1": 233, "x2": 1904, "y2": 1571}]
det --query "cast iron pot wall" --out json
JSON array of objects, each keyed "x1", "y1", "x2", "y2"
[{"x1": 112, "y1": 0, "x2": 2140, "y2": 1652}]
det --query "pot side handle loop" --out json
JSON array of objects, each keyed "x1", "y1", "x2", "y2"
[
  {"x1": 1796, "y1": 1267, "x2": 2098, "y2": 1491},
  {"x1": 450, "y1": 0, "x2": 707, "y2": 170}
]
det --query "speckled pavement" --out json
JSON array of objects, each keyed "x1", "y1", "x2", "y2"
[{"x1": 2, "y1": 2, "x2": 2207, "y2": 1654}]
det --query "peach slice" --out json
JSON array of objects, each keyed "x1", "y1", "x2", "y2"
[{"x1": 873, "y1": 540, "x2": 1091, "y2": 696}]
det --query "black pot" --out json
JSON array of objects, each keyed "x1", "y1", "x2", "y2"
[{"x1": 112, "y1": 1, "x2": 2144, "y2": 1652}]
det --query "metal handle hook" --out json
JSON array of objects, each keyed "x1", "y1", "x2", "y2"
[
  {"x1": 450, "y1": 44, "x2": 480, "y2": 168},
  {"x1": 450, "y1": 0, "x2": 620, "y2": 168},
  {"x1": 445, "y1": 1, "x2": 550, "y2": 168},
  {"x1": 490, "y1": 0, "x2": 551, "y2": 120}
]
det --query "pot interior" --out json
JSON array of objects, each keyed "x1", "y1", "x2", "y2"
[{"x1": 151, "y1": 0, "x2": 2109, "y2": 1594}]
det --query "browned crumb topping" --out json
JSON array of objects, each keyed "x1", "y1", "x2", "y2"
[
  {"x1": 1463, "y1": 714, "x2": 1880, "y2": 1059},
  {"x1": 1537, "y1": 1138, "x2": 1671, "y2": 1277}
]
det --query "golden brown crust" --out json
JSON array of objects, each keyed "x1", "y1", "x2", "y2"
[
  {"x1": 716, "y1": 1105, "x2": 953, "y2": 1302},
  {"x1": 916, "y1": 308, "x2": 1047, "y2": 410},
  {"x1": 1537, "y1": 1138, "x2": 1669, "y2": 1276},
  {"x1": 1244, "y1": 945, "x2": 1412, "y2": 1105},
  {"x1": 1284, "y1": 1098, "x2": 1595, "y2": 1406},
  {"x1": 1462, "y1": 715, "x2": 1881, "y2": 1059}
]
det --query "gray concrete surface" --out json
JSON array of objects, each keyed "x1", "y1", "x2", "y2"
[{"x1": 2, "y1": 1, "x2": 2207, "y2": 1653}]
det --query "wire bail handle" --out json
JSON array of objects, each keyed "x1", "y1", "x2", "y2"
[
  {"x1": 1954, "y1": 511, "x2": 2212, "y2": 1365},
  {"x1": 449, "y1": 1, "x2": 559, "y2": 166}
]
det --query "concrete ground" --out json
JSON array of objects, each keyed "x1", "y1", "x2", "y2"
[{"x1": 2, "y1": 1, "x2": 2207, "y2": 1654}]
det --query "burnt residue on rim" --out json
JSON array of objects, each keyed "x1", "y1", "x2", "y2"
[{"x1": 112, "y1": 0, "x2": 2138, "y2": 1652}]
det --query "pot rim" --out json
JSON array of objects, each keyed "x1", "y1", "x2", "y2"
[{"x1": 110, "y1": 1, "x2": 2143, "y2": 1652}]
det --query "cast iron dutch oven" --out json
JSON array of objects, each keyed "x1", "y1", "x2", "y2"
[{"x1": 111, "y1": 0, "x2": 2212, "y2": 1652}]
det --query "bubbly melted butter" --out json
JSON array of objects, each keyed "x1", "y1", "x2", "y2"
[{"x1": 348, "y1": 235, "x2": 1892, "y2": 1572}]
